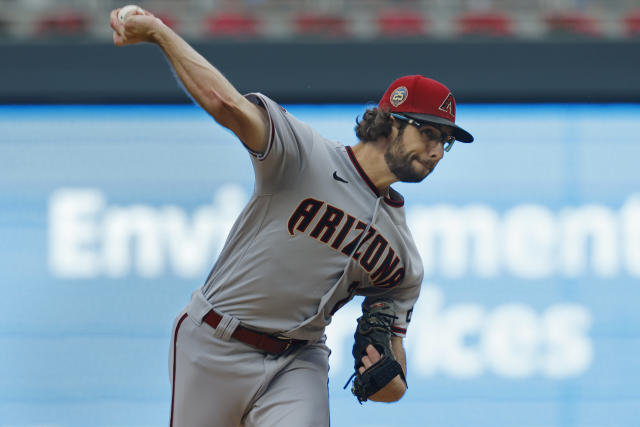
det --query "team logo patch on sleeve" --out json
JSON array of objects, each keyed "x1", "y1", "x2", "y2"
[
  {"x1": 390, "y1": 86, "x2": 408, "y2": 107},
  {"x1": 406, "y1": 307, "x2": 413, "y2": 322}
]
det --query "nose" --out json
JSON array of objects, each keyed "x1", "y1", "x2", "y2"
[{"x1": 427, "y1": 140, "x2": 444, "y2": 161}]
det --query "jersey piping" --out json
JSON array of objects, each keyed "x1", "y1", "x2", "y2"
[
  {"x1": 345, "y1": 146, "x2": 404, "y2": 208},
  {"x1": 244, "y1": 115, "x2": 276, "y2": 161}
]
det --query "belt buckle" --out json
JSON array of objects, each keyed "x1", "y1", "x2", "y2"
[{"x1": 275, "y1": 335, "x2": 293, "y2": 352}]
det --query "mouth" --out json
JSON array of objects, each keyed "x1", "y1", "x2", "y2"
[{"x1": 415, "y1": 158, "x2": 435, "y2": 171}]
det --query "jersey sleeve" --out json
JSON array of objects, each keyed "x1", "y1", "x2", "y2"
[
  {"x1": 364, "y1": 276, "x2": 422, "y2": 339},
  {"x1": 244, "y1": 93, "x2": 316, "y2": 193}
]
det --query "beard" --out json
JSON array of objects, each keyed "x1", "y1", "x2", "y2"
[{"x1": 384, "y1": 134, "x2": 436, "y2": 183}]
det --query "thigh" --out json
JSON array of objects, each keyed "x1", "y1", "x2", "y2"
[
  {"x1": 243, "y1": 342, "x2": 331, "y2": 427},
  {"x1": 169, "y1": 313, "x2": 265, "y2": 427}
]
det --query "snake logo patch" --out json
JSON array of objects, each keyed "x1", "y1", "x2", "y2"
[{"x1": 390, "y1": 86, "x2": 408, "y2": 107}]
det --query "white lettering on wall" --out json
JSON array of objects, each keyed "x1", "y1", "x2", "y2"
[
  {"x1": 324, "y1": 286, "x2": 593, "y2": 379},
  {"x1": 541, "y1": 304, "x2": 592, "y2": 377},
  {"x1": 401, "y1": 286, "x2": 592, "y2": 379},
  {"x1": 503, "y1": 205, "x2": 556, "y2": 279},
  {"x1": 48, "y1": 189, "x2": 639, "y2": 279},
  {"x1": 621, "y1": 195, "x2": 640, "y2": 276},
  {"x1": 408, "y1": 194, "x2": 640, "y2": 278},
  {"x1": 48, "y1": 188, "x2": 104, "y2": 278},
  {"x1": 409, "y1": 204, "x2": 500, "y2": 278},
  {"x1": 483, "y1": 304, "x2": 539, "y2": 378},
  {"x1": 103, "y1": 205, "x2": 162, "y2": 277},
  {"x1": 47, "y1": 189, "x2": 597, "y2": 380},
  {"x1": 440, "y1": 303, "x2": 485, "y2": 378},
  {"x1": 48, "y1": 185, "x2": 247, "y2": 278},
  {"x1": 560, "y1": 205, "x2": 619, "y2": 277}
]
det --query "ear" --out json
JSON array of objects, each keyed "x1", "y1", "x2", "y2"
[{"x1": 383, "y1": 123, "x2": 400, "y2": 147}]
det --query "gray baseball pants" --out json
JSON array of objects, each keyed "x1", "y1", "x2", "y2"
[{"x1": 169, "y1": 291, "x2": 331, "y2": 427}]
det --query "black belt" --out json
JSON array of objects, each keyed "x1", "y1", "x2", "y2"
[{"x1": 203, "y1": 310, "x2": 307, "y2": 355}]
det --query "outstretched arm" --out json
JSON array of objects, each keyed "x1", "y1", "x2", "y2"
[{"x1": 109, "y1": 7, "x2": 269, "y2": 154}]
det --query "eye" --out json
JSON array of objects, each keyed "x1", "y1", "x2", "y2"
[{"x1": 421, "y1": 128, "x2": 438, "y2": 139}]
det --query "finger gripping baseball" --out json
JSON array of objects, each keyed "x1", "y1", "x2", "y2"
[{"x1": 345, "y1": 298, "x2": 406, "y2": 403}]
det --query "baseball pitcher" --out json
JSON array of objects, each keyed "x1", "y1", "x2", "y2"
[{"x1": 110, "y1": 6, "x2": 474, "y2": 427}]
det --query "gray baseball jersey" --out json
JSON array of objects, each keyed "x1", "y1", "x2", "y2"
[
  {"x1": 170, "y1": 94, "x2": 424, "y2": 427},
  {"x1": 200, "y1": 93, "x2": 424, "y2": 339}
]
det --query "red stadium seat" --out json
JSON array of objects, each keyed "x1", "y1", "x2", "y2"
[
  {"x1": 294, "y1": 13, "x2": 348, "y2": 37},
  {"x1": 205, "y1": 12, "x2": 259, "y2": 37},
  {"x1": 457, "y1": 11, "x2": 513, "y2": 37},
  {"x1": 544, "y1": 11, "x2": 601, "y2": 37},
  {"x1": 36, "y1": 12, "x2": 89, "y2": 36},
  {"x1": 623, "y1": 10, "x2": 640, "y2": 37},
  {"x1": 377, "y1": 10, "x2": 427, "y2": 37}
]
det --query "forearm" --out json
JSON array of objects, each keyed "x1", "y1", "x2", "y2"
[
  {"x1": 151, "y1": 24, "x2": 244, "y2": 124},
  {"x1": 110, "y1": 7, "x2": 268, "y2": 151},
  {"x1": 144, "y1": 21, "x2": 267, "y2": 151},
  {"x1": 109, "y1": 5, "x2": 269, "y2": 153},
  {"x1": 392, "y1": 336, "x2": 407, "y2": 376}
]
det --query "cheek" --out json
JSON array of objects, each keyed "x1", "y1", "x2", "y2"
[
  {"x1": 398, "y1": 136, "x2": 420, "y2": 153},
  {"x1": 391, "y1": 137, "x2": 411, "y2": 157}
]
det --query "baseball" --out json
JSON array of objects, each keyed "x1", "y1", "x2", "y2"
[{"x1": 118, "y1": 5, "x2": 143, "y2": 23}]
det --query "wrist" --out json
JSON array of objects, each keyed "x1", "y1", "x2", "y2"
[{"x1": 149, "y1": 18, "x2": 170, "y2": 44}]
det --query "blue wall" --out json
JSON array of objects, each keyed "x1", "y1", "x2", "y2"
[{"x1": 1, "y1": 104, "x2": 639, "y2": 427}]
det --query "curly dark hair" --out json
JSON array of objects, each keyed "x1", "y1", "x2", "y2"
[{"x1": 355, "y1": 107, "x2": 406, "y2": 142}]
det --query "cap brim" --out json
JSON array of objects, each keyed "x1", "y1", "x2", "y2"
[{"x1": 403, "y1": 113, "x2": 474, "y2": 143}]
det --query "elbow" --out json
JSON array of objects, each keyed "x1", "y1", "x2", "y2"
[
  {"x1": 392, "y1": 385, "x2": 407, "y2": 402},
  {"x1": 369, "y1": 377, "x2": 407, "y2": 403},
  {"x1": 384, "y1": 385, "x2": 406, "y2": 403},
  {"x1": 372, "y1": 389, "x2": 405, "y2": 403},
  {"x1": 203, "y1": 87, "x2": 243, "y2": 127}
]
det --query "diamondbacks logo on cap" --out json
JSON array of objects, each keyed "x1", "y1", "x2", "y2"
[
  {"x1": 390, "y1": 86, "x2": 408, "y2": 107},
  {"x1": 439, "y1": 93, "x2": 455, "y2": 117}
]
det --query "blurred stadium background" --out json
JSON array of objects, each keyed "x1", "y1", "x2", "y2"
[
  {"x1": 1, "y1": 1, "x2": 639, "y2": 427},
  {"x1": 2, "y1": 0, "x2": 640, "y2": 40}
]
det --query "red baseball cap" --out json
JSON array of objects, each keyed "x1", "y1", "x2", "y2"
[{"x1": 379, "y1": 75, "x2": 474, "y2": 143}]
